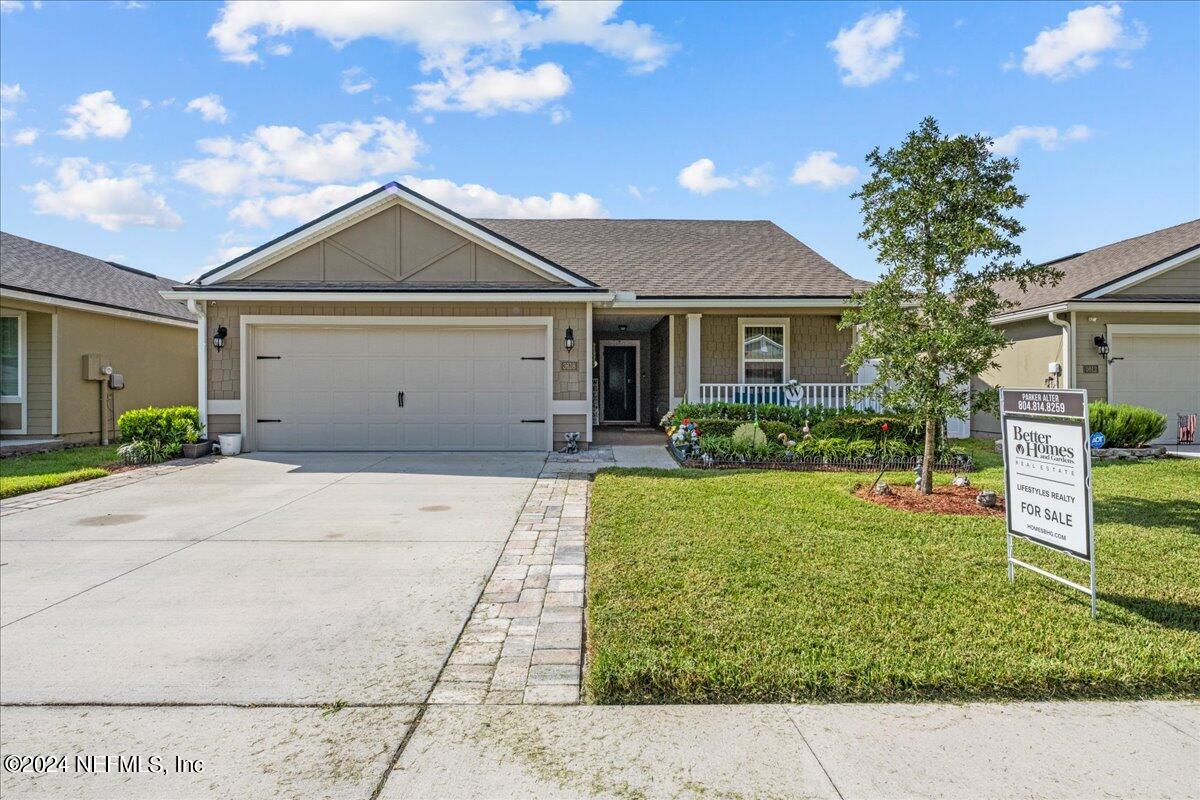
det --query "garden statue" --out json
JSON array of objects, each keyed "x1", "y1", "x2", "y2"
[
  {"x1": 562, "y1": 431, "x2": 580, "y2": 454},
  {"x1": 913, "y1": 461, "x2": 924, "y2": 489}
]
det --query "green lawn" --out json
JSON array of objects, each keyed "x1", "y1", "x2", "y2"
[
  {"x1": 0, "y1": 445, "x2": 121, "y2": 499},
  {"x1": 586, "y1": 441, "x2": 1200, "y2": 704}
]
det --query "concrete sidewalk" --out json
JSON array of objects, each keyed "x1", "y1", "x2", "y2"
[{"x1": 4, "y1": 700, "x2": 1193, "y2": 798}]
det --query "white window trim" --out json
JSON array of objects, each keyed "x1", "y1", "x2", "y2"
[
  {"x1": 598, "y1": 340, "x2": 641, "y2": 424},
  {"x1": 738, "y1": 317, "x2": 789, "y2": 384},
  {"x1": 1, "y1": 309, "x2": 28, "y2": 434}
]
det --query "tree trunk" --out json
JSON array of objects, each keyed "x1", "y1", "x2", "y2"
[{"x1": 920, "y1": 417, "x2": 936, "y2": 494}]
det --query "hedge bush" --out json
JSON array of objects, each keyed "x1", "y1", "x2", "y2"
[
  {"x1": 810, "y1": 413, "x2": 925, "y2": 445},
  {"x1": 1089, "y1": 402, "x2": 1167, "y2": 448},
  {"x1": 667, "y1": 402, "x2": 849, "y2": 429},
  {"x1": 116, "y1": 406, "x2": 204, "y2": 462}
]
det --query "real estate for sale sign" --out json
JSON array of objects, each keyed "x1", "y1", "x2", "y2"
[{"x1": 999, "y1": 388, "x2": 1097, "y2": 617}]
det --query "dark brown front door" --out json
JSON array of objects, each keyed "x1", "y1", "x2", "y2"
[{"x1": 603, "y1": 346, "x2": 637, "y2": 421}]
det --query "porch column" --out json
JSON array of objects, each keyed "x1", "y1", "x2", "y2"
[
  {"x1": 686, "y1": 313, "x2": 702, "y2": 401},
  {"x1": 189, "y1": 300, "x2": 207, "y2": 429}
]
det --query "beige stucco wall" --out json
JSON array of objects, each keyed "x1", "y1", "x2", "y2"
[
  {"x1": 0, "y1": 296, "x2": 197, "y2": 440},
  {"x1": 1109, "y1": 257, "x2": 1200, "y2": 296},
  {"x1": 971, "y1": 317, "x2": 1064, "y2": 436},
  {"x1": 697, "y1": 314, "x2": 852, "y2": 383}
]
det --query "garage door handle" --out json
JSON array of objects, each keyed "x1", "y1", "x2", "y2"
[
  {"x1": 521, "y1": 419, "x2": 545, "y2": 423},
  {"x1": 521, "y1": 356, "x2": 545, "y2": 361},
  {"x1": 398, "y1": 391, "x2": 405, "y2": 408},
  {"x1": 257, "y1": 418, "x2": 281, "y2": 423}
]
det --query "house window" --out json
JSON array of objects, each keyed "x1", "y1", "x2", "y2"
[
  {"x1": 740, "y1": 318, "x2": 788, "y2": 384},
  {"x1": 0, "y1": 311, "x2": 22, "y2": 400}
]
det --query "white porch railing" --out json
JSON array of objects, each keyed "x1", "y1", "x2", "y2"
[{"x1": 698, "y1": 382, "x2": 882, "y2": 411}]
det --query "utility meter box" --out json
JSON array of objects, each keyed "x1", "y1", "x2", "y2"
[
  {"x1": 108, "y1": 373, "x2": 125, "y2": 390},
  {"x1": 83, "y1": 353, "x2": 111, "y2": 381}
]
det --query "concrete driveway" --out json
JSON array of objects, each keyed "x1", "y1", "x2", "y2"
[{"x1": 0, "y1": 451, "x2": 544, "y2": 799}]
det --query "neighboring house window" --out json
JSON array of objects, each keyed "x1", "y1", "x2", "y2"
[
  {"x1": 0, "y1": 311, "x2": 23, "y2": 401},
  {"x1": 739, "y1": 318, "x2": 788, "y2": 384}
]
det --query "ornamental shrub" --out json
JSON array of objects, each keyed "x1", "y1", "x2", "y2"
[
  {"x1": 688, "y1": 418, "x2": 802, "y2": 442},
  {"x1": 666, "y1": 402, "x2": 849, "y2": 430},
  {"x1": 116, "y1": 406, "x2": 204, "y2": 461},
  {"x1": 810, "y1": 414, "x2": 925, "y2": 445},
  {"x1": 732, "y1": 422, "x2": 767, "y2": 447},
  {"x1": 1089, "y1": 402, "x2": 1167, "y2": 448}
]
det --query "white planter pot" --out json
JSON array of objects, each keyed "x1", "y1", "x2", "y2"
[{"x1": 217, "y1": 433, "x2": 242, "y2": 456}]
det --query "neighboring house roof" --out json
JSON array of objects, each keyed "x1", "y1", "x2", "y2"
[
  {"x1": 995, "y1": 219, "x2": 1200, "y2": 313},
  {"x1": 0, "y1": 232, "x2": 195, "y2": 322},
  {"x1": 477, "y1": 218, "x2": 872, "y2": 298}
]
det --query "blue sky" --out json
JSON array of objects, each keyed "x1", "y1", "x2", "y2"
[{"x1": 1, "y1": 1, "x2": 1197, "y2": 282}]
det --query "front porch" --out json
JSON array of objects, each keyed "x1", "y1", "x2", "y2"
[{"x1": 589, "y1": 307, "x2": 876, "y2": 434}]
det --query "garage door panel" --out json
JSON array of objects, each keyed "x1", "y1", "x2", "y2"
[
  {"x1": 1110, "y1": 333, "x2": 1200, "y2": 445},
  {"x1": 253, "y1": 325, "x2": 548, "y2": 451}
]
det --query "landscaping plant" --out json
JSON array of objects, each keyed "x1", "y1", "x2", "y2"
[
  {"x1": 116, "y1": 405, "x2": 204, "y2": 463},
  {"x1": 1089, "y1": 402, "x2": 1167, "y2": 448},
  {"x1": 841, "y1": 117, "x2": 1063, "y2": 493}
]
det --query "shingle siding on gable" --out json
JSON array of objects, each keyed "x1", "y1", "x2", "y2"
[
  {"x1": 226, "y1": 206, "x2": 557, "y2": 287},
  {"x1": 1107, "y1": 258, "x2": 1200, "y2": 297}
]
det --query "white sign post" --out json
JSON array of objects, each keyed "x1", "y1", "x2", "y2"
[{"x1": 999, "y1": 388, "x2": 1096, "y2": 617}]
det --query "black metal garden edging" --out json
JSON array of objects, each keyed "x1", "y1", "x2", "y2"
[{"x1": 667, "y1": 441, "x2": 975, "y2": 473}]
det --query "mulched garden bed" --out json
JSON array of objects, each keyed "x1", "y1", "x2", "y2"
[{"x1": 855, "y1": 482, "x2": 1005, "y2": 517}]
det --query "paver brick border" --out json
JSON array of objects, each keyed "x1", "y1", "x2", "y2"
[{"x1": 431, "y1": 449, "x2": 611, "y2": 705}]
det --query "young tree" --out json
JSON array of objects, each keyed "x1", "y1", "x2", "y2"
[{"x1": 841, "y1": 117, "x2": 1062, "y2": 494}]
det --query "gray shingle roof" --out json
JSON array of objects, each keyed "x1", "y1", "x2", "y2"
[
  {"x1": 475, "y1": 219, "x2": 872, "y2": 297},
  {"x1": 0, "y1": 232, "x2": 195, "y2": 322},
  {"x1": 996, "y1": 219, "x2": 1200, "y2": 312}
]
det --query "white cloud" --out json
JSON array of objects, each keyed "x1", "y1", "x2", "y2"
[
  {"x1": 118, "y1": 1, "x2": 149, "y2": 9},
  {"x1": 403, "y1": 176, "x2": 607, "y2": 218},
  {"x1": 828, "y1": 8, "x2": 907, "y2": 87},
  {"x1": 0, "y1": 82, "x2": 25, "y2": 103},
  {"x1": 268, "y1": 42, "x2": 292, "y2": 56},
  {"x1": 59, "y1": 90, "x2": 131, "y2": 139},
  {"x1": 1021, "y1": 4, "x2": 1147, "y2": 80},
  {"x1": 11, "y1": 128, "x2": 38, "y2": 145},
  {"x1": 185, "y1": 94, "x2": 230, "y2": 123},
  {"x1": 627, "y1": 184, "x2": 642, "y2": 199},
  {"x1": 340, "y1": 67, "x2": 375, "y2": 95},
  {"x1": 176, "y1": 116, "x2": 424, "y2": 196},
  {"x1": 229, "y1": 181, "x2": 377, "y2": 227},
  {"x1": 790, "y1": 151, "x2": 860, "y2": 189},
  {"x1": 989, "y1": 124, "x2": 1092, "y2": 156},
  {"x1": 230, "y1": 178, "x2": 607, "y2": 227},
  {"x1": 677, "y1": 158, "x2": 767, "y2": 196},
  {"x1": 0, "y1": 1, "x2": 26, "y2": 12},
  {"x1": 25, "y1": 157, "x2": 182, "y2": 231},
  {"x1": 207, "y1": 0, "x2": 671, "y2": 115},
  {"x1": 413, "y1": 63, "x2": 571, "y2": 115}
]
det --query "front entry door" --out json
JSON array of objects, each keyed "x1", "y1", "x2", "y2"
[{"x1": 603, "y1": 345, "x2": 638, "y2": 422}]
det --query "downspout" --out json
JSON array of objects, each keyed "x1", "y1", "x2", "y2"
[
  {"x1": 1047, "y1": 311, "x2": 1071, "y2": 389},
  {"x1": 188, "y1": 300, "x2": 208, "y2": 430}
]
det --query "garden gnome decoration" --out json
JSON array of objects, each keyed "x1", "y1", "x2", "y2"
[{"x1": 913, "y1": 461, "x2": 924, "y2": 489}]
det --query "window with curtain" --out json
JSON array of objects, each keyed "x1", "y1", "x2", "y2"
[
  {"x1": 742, "y1": 323, "x2": 785, "y2": 383},
  {"x1": 0, "y1": 315, "x2": 19, "y2": 398}
]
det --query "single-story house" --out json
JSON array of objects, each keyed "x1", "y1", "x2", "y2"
[
  {"x1": 0, "y1": 232, "x2": 198, "y2": 448},
  {"x1": 973, "y1": 219, "x2": 1200, "y2": 444},
  {"x1": 168, "y1": 181, "x2": 873, "y2": 452}
]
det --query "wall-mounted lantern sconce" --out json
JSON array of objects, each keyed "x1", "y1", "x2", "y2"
[
  {"x1": 564, "y1": 327, "x2": 575, "y2": 352},
  {"x1": 213, "y1": 325, "x2": 228, "y2": 351},
  {"x1": 1093, "y1": 334, "x2": 1109, "y2": 359}
]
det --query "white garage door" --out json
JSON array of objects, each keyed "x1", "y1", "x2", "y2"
[
  {"x1": 252, "y1": 326, "x2": 548, "y2": 451},
  {"x1": 1110, "y1": 332, "x2": 1200, "y2": 445}
]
